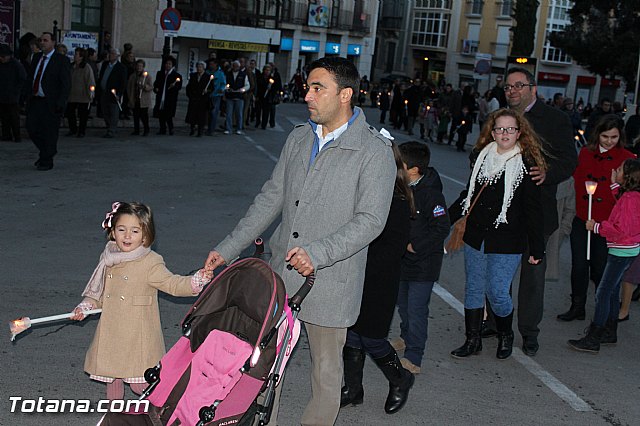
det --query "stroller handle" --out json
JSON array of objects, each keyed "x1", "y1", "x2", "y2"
[{"x1": 290, "y1": 274, "x2": 315, "y2": 307}]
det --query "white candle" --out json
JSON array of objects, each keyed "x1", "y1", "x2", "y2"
[{"x1": 585, "y1": 181, "x2": 598, "y2": 260}]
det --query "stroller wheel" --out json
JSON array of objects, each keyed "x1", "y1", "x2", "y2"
[
  {"x1": 144, "y1": 366, "x2": 160, "y2": 384},
  {"x1": 199, "y1": 405, "x2": 216, "y2": 423}
]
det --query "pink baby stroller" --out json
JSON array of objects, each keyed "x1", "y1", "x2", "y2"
[{"x1": 99, "y1": 251, "x2": 313, "y2": 426}]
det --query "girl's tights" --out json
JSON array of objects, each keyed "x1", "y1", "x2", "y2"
[{"x1": 106, "y1": 379, "x2": 147, "y2": 400}]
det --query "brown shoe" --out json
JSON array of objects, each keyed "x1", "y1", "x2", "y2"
[
  {"x1": 400, "y1": 357, "x2": 421, "y2": 374},
  {"x1": 389, "y1": 337, "x2": 406, "y2": 352}
]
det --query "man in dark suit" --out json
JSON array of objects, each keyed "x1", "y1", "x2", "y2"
[
  {"x1": 153, "y1": 56, "x2": 182, "y2": 135},
  {"x1": 504, "y1": 67, "x2": 578, "y2": 356},
  {"x1": 26, "y1": 32, "x2": 71, "y2": 170},
  {"x1": 98, "y1": 48, "x2": 127, "y2": 138}
]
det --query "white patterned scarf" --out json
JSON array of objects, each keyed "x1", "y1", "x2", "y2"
[
  {"x1": 82, "y1": 241, "x2": 151, "y2": 300},
  {"x1": 463, "y1": 141, "x2": 526, "y2": 227}
]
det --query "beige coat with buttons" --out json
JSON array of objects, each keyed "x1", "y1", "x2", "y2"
[{"x1": 84, "y1": 251, "x2": 194, "y2": 378}]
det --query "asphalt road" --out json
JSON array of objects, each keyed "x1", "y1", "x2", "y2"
[{"x1": 1, "y1": 102, "x2": 638, "y2": 426}]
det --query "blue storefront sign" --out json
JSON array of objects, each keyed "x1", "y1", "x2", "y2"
[
  {"x1": 280, "y1": 38, "x2": 293, "y2": 51},
  {"x1": 347, "y1": 44, "x2": 362, "y2": 56},
  {"x1": 325, "y1": 42, "x2": 341, "y2": 55},
  {"x1": 300, "y1": 39, "x2": 320, "y2": 53}
]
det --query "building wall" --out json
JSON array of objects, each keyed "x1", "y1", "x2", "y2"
[{"x1": 21, "y1": 1, "x2": 65, "y2": 36}]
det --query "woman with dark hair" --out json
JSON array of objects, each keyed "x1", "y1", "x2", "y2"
[
  {"x1": 340, "y1": 143, "x2": 416, "y2": 415},
  {"x1": 557, "y1": 114, "x2": 635, "y2": 322},
  {"x1": 66, "y1": 47, "x2": 95, "y2": 137}
]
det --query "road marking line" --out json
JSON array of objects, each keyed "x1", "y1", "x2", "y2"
[
  {"x1": 440, "y1": 173, "x2": 467, "y2": 187},
  {"x1": 433, "y1": 283, "x2": 592, "y2": 412},
  {"x1": 244, "y1": 136, "x2": 279, "y2": 163}
]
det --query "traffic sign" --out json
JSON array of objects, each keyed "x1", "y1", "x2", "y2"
[{"x1": 160, "y1": 8, "x2": 182, "y2": 32}]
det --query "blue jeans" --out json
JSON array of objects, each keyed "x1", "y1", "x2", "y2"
[
  {"x1": 346, "y1": 330, "x2": 392, "y2": 359},
  {"x1": 464, "y1": 243, "x2": 521, "y2": 317},
  {"x1": 396, "y1": 280, "x2": 434, "y2": 367},
  {"x1": 208, "y1": 96, "x2": 222, "y2": 133},
  {"x1": 225, "y1": 98, "x2": 244, "y2": 131},
  {"x1": 593, "y1": 254, "x2": 637, "y2": 326}
]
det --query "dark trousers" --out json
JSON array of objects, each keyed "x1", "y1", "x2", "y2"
[
  {"x1": 157, "y1": 110, "x2": 174, "y2": 134},
  {"x1": 100, "y1": 96, "x2": 119, "y2": 135},
  {"x1": 517, "y1": 236, "x2": 550, "y2": 338},
  {"x1": 256, "y1": 101, "x2": 276, "y2": 129},
  {"x1": 346, "y1": 329, "x2": 393, "y2": 359},
  {"x1": 132, "y1": 106, "x2": 149, "y2": 134},
  {"x1": 569, "y1": 216, "x2": 608, "y2": 299},
  {"x1": 0, "y1": 103, "x2": 21, "y2": 141},
  {"x1": 26, "y1": 98, "x2": 60, "y2": 166},
  {"x1": 380, "y1": 109, "x2": 387, "y2": 124},
  {"x1": 66, "y1": 102, "x2": 89, "y2": 135}
]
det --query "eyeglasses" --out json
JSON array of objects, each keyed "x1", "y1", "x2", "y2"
[
  {"x1": 492, "y1": 127, "x2": 519, "y2": 134},
  {"x1": 503, "y1": 82, "x2": 534, "y2": 92}
]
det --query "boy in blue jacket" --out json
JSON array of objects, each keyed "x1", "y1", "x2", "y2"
[{"x1": 395, "y1": 142, "x2": 450, "y2": 373}]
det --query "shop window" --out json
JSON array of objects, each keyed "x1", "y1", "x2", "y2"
[{"x1": 71, "y1": 0, "x2": 101, "y2": 32}]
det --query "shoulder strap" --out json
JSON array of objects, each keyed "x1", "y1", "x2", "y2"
[{"x1": 467, "y1": 183, "x2": 488, "y2": 215}]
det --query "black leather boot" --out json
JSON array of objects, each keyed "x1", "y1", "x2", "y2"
[
  {"x1": 568, "y1": 323, "x2": 605, "y2": 353},
  {"x1": 557, "y1": 294, "x2": 586, "y2": 321},
  {"x1": 451, "y1": 308, "x2": 483, "y2": 358},
  {"x1": 601, "y1": 318, "x2": 618, "y2": 345},
  {"x1": 374, "y1": 350, "x2": 414, "y2": 414},
  {"x1": 340, "y1": 346, "x2": 365, "y2": 407},
  {"x1": 495, "y1": 311, "x2": 514, "y2": 360}
]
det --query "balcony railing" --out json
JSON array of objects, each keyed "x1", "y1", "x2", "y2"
[
  {"x1": 280, "y1": 1, "x2": 371, "y2": 33},
  {"x1": 176, "y1": 0, "x2": 278, "y2": 28}
]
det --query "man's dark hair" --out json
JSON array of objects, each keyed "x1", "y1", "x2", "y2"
[
  {"x1": 399, "y1": 141, "x2": 431, "y2": 175},
  {"x1": 41, "y1": 32, "x2": 56, "y2": 45},
  {"x1": 553, "y1": 93, "x2": 563, "y2": 102},
  {"x1": 506, "y1": 66, "x2": 536, "y2": 85},
  {"x1": 600, "y1": 97, "x2": 612, "y2": 106},
  {"x1": 308, "y1": 56, "x2": 360, "y2": 94},
  {"x1": 164, "y1": 55, "x2": 176, "y2": 67}
]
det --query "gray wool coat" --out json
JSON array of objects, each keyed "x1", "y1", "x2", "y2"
[{"x1": 215, "y1": 107, "x2": 396, "y2": 327}]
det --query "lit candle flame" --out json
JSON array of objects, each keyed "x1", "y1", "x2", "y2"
[
  {"x1": 176, "y1": 78, "x2": 181, "y2": 82},
  {"x1": 574, "y1": 135, "x2": 580, "y2": 141},
  {"x1": 269, "y1": 78, "x2": 275, "y2": 84},
  {"x1": 578, "y1": 129, "x2": 584, "y2": 136},
  {"x1": 404, "y1": 100, "x2": 408, "y2": 105},
  {"x1": 143, "y1": 71, "x2": 148, "y2": 77},
  {"x1": 585, "y1": 180, "x2": 598, "y2": 195},
  {"x1": 111, "y1": 89, "x2": 116, "y2": 94},
  {"x1": 462, "y1": 120, "x2": 466, "y2": 125},
  {"x1": 427, "y1": 106, "x2": 431, "y2": 110},
  {"x1": 209, "y1": 75, "x2": 214, "y2": 80},
  {"x1": 89, "y1": 85, "x2": 95, "y2": 92}
]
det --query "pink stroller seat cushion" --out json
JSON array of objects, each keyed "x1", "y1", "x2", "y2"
[{"x1": 168, "y1": 329, "x2": 252, "y2": 426}]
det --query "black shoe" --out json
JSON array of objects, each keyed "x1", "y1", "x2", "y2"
[
  {"x1": 557, "y1": 295, "x2": 586, "y2": 321},
  {"x1": 568, "y1": 323, "x2": 605, "y2": 353},
  {"x1": 617, "y1": 314, "x2": 629, "y2": 322},
  {"x1": 495, "y1": 312, "x2": 514, "y2": 359},
  {"x1": 143, "y1": 130, "x2": 149, "y2": 136},
  {"x1": 451, "y1": 308, "x2": 484, "y2": 358},
  {"x1": 168, "y1": 129, "x2": 174, "y2": 135},
  {"x1": 522, "y1": 336, "x2": 539, "y2": 356},
  {"x1": 66, "y1": 131, "x2": 76, "y2": 136},
  {"x1": 340, "y1": 346, "x2": 365, "y2": 408},
  {"x1": 189, "y1": 128, "x2": 195, "y2": 136},
  {"x1": 374, "y1": 351, "x2": 414, "y2": 414},
  {"x1": 157, "y1": 130, "x2": 166, "y2": 135},
  {"x1": 34, "y1": 159, "x2": 41, "y2": 166},
  {"x1": 131, "y1": 130, "x2": 140, "y2": 136},
  {"x1": 36, "y1": 163, "x2": 53, "y2": 171},
  {"x1": 601, "y1": 318, "x2": 618, "y2": 345}
]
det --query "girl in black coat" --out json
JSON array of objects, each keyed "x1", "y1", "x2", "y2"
[
  {"x1": 451, "y1": 109, "x2": 546, "y2": 360},
  {"x1": 340, "y1": 143, "x2": 417, "y2": 415}
]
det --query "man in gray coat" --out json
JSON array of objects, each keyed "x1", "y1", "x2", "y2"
[{"x1": 205, "y1": 57, "x2": 396, "y2": 425}]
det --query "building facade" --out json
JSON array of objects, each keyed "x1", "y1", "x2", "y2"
[
  {"x1": 17, "y1": 0, "x2": 378, "y2": 84},
  {"x1": 374, "y1": 0, "x2": 624, "y2": 105}
]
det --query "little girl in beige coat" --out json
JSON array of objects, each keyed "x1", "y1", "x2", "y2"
[{"x1": 72, "y1": 202, "x2": 211, "y2": 400}]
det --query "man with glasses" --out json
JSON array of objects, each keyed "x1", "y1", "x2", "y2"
[{"x1": 486, "y1": 67, "x2": 577, "y2": 356}]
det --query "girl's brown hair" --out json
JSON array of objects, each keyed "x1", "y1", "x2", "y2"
[
  {"x1": 619, "y1": 159, "x2": 640, "y2": 197},
  {"x1": 104, "y1": 202, "x2": 155, "y2": 247},
  {"x1": 587, "y1": 114, "x2": 626, "y2": 151},
  {"x1": 391, "y1": 143, "x2": 417, "y2": 218},
  {"x1": 476, "y1": 108, "x2": 547, "y2": 172}
]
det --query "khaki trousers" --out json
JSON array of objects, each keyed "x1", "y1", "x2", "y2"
[{"x1": 266, "y1": 322, "x2": 347, "y2": 426}]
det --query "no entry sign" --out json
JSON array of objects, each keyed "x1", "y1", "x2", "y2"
[{"x1": 160, "y1": 8, "x2": 182, "y2": 32}]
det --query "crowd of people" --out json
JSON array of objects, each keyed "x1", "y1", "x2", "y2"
[
  {"x1": 5, "y1": 31, "x2": 640, "y2": 426},
  {"x1": 0, "y1": 32, "x2": 285, "y2": 170}
]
